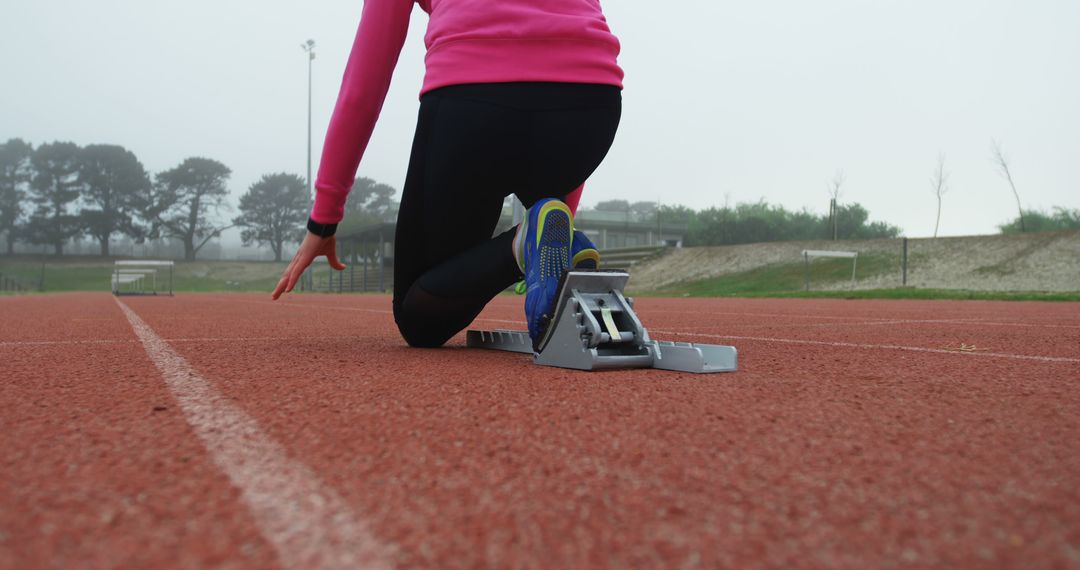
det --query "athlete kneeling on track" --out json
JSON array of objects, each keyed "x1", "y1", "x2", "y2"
[{"x1": 272, "y1": 0, "x2": 623, "y2": 348}]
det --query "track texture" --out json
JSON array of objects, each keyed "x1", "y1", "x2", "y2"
[{"x1": 2, "y1": 292, "x2": 1079, "y2": 569}]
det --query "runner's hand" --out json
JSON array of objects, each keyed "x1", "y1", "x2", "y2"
[{"x1": 272, "y1": 231, "x2": 346, "y2": 300}]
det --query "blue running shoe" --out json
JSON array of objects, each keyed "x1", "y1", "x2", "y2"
[
  {"x1": 524, "y1": 198, "x2": 574, "y2": 346},
  {"x1": 570, "y1": 230, "x2": 600, "y2": 270},
  {"x1": 513, "y1": 230, "x2": 598, "y2": 295}
]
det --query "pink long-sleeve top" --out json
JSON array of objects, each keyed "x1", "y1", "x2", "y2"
[{"x1": 311, "y1": 0, "x2": 624, "y2": 224}]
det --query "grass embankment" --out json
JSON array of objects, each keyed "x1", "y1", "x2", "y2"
[
  {"x1": 731, "y1": 288, "x2": 1080, "y2": 302},
  {"x1": 647, "y1": 254, "x2": 896, "y2": 296},
  {"x1": 0, "y1": 258, "x2": 288, "y2": 293},
  {"x1": 4, "y1": 255, "x2": 1077, "y2": 302},
  {"x1": 644, "y1": 254, "x2": 1080, "y2": 302}
]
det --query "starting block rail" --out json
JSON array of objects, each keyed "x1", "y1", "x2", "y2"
[{"x1": 467, "y1": 270, "x2": 737, "y2": 374}]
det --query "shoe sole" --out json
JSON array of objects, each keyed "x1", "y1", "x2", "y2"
[
  {"x1": 528, "y1": 200, "x2": 574, "y2": 348},
  {"x1": 533, "y1": 201, "x2": 573, "y2": 282}
]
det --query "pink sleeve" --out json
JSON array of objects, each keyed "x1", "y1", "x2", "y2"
[
  {"x1": 564, "y1": 183, "x2": 584, "y2": 216},
  {"x1": 311, "y1": 0, "x2": 414, "y2": 224}
]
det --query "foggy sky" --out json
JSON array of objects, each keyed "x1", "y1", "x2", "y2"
[{"x1": 2, "y1": 0, "x2": 1078, "y2": 243}]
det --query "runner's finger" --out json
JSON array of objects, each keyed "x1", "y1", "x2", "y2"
[
  {"x1": 271, "y1": 273, "x2": 291, "y2": 300},
  {"x1": 327, "y1": 248, "x2": 347, "y2": 271},
  {"x1": 285, "y1": 251, "x2": 315, "y2": 293}
]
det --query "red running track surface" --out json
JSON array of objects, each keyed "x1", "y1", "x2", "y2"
[{"x1": 1, "y1": 292, "x2": 1078, "y2": 569}]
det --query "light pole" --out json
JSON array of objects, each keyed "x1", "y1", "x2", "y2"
[{"x1": 301, "y1": 39, "x2": 316, "y2": 194}]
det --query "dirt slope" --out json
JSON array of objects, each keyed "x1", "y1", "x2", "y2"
[{"x1": 629, "y1": 230, "x2": 1080, "y2": 292}]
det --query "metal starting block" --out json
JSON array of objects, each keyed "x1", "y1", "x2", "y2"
[{"x1": 467, "y1": 270, "x2": 737, "y2": 373}]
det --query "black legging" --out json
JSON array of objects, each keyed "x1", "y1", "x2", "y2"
[{"x1": 392, "y1": 82, "x2": 622, "y2": 347}]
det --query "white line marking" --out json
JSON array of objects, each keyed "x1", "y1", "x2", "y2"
[
  {"x1": 941, "y1": 320, "x2": 1080, "y2": 330},
  {"x1": 274, "y1": 301, "x2": 392, "y2": 315},
  {"x1": 474, "y1": 317, "x2": 525, "y2": 326},
  {"x1": 631, "y1": 309, "x2": 908, "y2": 321},
  {"x1": 166, "y1": 336, "x2": 294, "y2": 343},
  {"x1": 114, "y1": 298, "x2": 395, "y2": 570},
  {"x1": 652, "y1": 330, "x2": 1080, "y2": 364},
  {"x1": 181, "y1": 295, "x2": 1080, "y2": 358},
  {"x1": 0, "y1": 339, "x2": 136, "y2": 347},
  {"x1": 657, "y1": 318, "x2": 996, "y2": 330},
  {"x1": 202, "y1": 296, "x2": 529, "y2": 326},
  {"x1": 480, "y1": 302, "x2": 1080, "y2": 330},
  {"x1": 632, "y1": 310, "x2": 1080, "y2": 330},
  {"x1": 0, "y1": 336, "x2": 321, "y2": 348},
  {"x1": 200, "y1": 296, "x2": 394, "y2": 315},
  {"x1": 763, "y1": 317, "x2": 1080, "y2": 330}
]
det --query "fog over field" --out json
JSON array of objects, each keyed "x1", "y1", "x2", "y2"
[{"x1": 2, "y1": 0, "x2": 1077, "y2": 244}]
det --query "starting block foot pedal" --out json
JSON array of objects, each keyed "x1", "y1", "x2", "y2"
[{"x1": 466, "y1": 270, "x2": 737, "y2": 374}]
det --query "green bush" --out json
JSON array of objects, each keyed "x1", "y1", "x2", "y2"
[{"x1": 998, "y1": 207, "x2": 1080, "y2": 234}]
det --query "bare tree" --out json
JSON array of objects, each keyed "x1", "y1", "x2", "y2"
[
  {"x1": 930, "y1": 153, "x2": 949, "y2": 238},
  {"x1": 991, "y1": 139, "x2": 1025, "y2": 232},
  {"x1": 827, "y1": 169, "x2": 845, "y2": 240}
]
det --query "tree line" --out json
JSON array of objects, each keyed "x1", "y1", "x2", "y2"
[
  {"x1": 5, "y1": 138, "x2": 1072, "y2": 260},
  {"x1": 0, "y1": 138, "x2": 399, "y2": 261},
  {"x1": 584, "y1": 199, "x2": 902, "y2": 246},
  {"x1": 587, "y1": 187, "x2": 1079, "y2": 247}
]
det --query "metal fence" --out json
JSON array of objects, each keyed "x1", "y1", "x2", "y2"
[
  {"x1": 0, "y1": 272, "x2": 39, "y2": 293},
  {"x1": 298, "y1": 245, "x2": 667, "y2": 295},
  {"x1": 301, "y1": 256, "x2": 391, "y2": 294}
]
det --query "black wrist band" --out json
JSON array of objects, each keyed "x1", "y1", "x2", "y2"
[{"x1": 307, "y1": 218, "x2": 338, "y2": 238}]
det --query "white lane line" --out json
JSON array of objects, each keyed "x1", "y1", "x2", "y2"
[
  {"x1": 166, "y1": 336, "x2": 294, "y2": 343},
  {"x1": 633, "y1": 311, "x2": 1080, "y2": 330},
  {"x1": 478, "y1": 302, "x2": 1080, "y2": 330},
  {"x1": 626, "y1": 309, "x2": 911, "y2": 321},
  {"x1": 203, "y1": 296, "x2": 529, "y2": 327},
  {"x1": 648, "y1": 318, "x2": 993, "y2": 330},
  {"x1": 166, "y1": 296, "x2": 1080, "y2": 353},
  {"x1": 0, "y1": 339, "x2": 137, "y2": 347},
  {"x1": 200, "y1": 296, "x2": 393, "y2": 315},
  {"x1": 649, "y1": 318, "x2": 1080, "y2": 331},
  {"x1": 113, "y1": 298, "x2": 395, "y2": 570},
  {"x1": 0, "y1": 336, "x2": 314, "y2": 348},
  {"x1": 942, "y1": 320, "x2": 1080, "y2": 330},
  {"x1": 474, "y1": 317, "x2": 525, "y2": 326},
  {"x1": 485, "y1": 302, "x2": 1080, "y2": 331},
  {"x1": 652, "y1": 330, "x2": 1080, "y2": 364}
]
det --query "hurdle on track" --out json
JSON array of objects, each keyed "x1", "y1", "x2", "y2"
[{"x1": 112, "y1": 260, "x2": 174, "y2": 296}]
